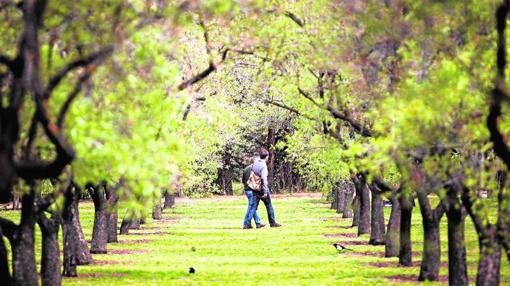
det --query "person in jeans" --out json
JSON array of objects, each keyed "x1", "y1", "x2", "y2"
[
  {"x1": 249, "y1": 148, "x2": 281, "y2": 228},
  {"x1": 242, "y1": 162, "x2": 265, "y2": 229}
]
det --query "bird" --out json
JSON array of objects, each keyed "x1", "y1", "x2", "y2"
[
  {"x1": 191, "y1": 246, "x2": 197, "y2": 252},
  {"x1": 333, "y1": 243, "x2": 353, "y2": 252},
  {"x1": 189, "y1": 267, "x2": 195, "y2": 274}
]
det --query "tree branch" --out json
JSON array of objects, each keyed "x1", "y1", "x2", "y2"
[
  {"x1": 283, "y1": 11, "x2": 304, "y2": 27},
  {"x1": 45, "y1": 46, "x2": 113, "y2": 99},
  {"x1": 264, "y1": 99, "x2": 314, "y2": 120}
]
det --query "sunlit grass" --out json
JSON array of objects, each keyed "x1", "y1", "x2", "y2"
[{"x1": 1, "y1": 194, "x2": 509, "y2": 285}]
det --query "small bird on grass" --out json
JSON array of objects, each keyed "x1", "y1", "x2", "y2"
[
  {"x1": 333, "y1": 243, "x2": 353, "y2": 252},
  {"x1": 191, "y1": 246, "x2": 197, "y2": 252},
  {"x1": 189, "y1": 267, "x2": 195, "y2": 274}
]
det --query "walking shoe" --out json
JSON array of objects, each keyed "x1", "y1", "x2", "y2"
[
  {"x1": 270, "y1": 223, "x2": 282, "y2": 228},
  {"x1": 256, "y1": 223, "x2": 266, "y2": 229},
  {"x1": 243, "y1": 224, "x2": 253, "y2": 229}
]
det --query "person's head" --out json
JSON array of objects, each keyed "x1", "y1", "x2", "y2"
[{"x1": 258, "y1": 147, "x2": 269, "y2": 160}]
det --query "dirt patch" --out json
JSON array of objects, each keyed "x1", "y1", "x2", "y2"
[
  {"x1": 348, "y1": 251, "x2": 421, "y2": 258},
  {"x1": 124, "y1": 230, "x2": 169, "y2": 236},
  {"x1": 386, "y1": 274, "x2": 448, "y2": 284},
  {"x1": 334, "y1": 240, "x2": 368, "y2": 246},
  {"x1": 324, "y1": 233, "x2": 358, "y2": 238},
  {"x1": 366, "y1": 261, "x2": 449, "y2": 268},
  {"x1": 109, "y1": 249, "x2": 148, "y2": 255},
  {"x1": 92, "y1": 259, "x2": 134, "y2": 266},
  {"x1": 325, "y1": 225, "x2": 354, "y2": 229},
  {"x1": 117, "y1": 239, "x2": 152, "y2": 244},
  {"x1": 72, "y1": 272, "x2": 127, "y2": 279}
]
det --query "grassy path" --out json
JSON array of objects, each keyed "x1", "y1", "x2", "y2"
[{"x1": 2, "y1": 193, "x2": 510, "y2": 285}]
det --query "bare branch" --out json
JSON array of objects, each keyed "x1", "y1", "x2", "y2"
[
  {"x1": 264, "y1": 99, "x2": 314, "y2": 120},
  {"x1": 57, "y1": 72, "x2": 92, "y2": 128},
  {"x1": 45, "y1": 46, "x2": 113, "y2": 98},
  {"x1": 283, "y1": 11, "x2": 304, "y2": 27}
]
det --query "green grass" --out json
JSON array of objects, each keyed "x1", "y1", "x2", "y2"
[{"x1": 1, "y1": 194, "x2": 510, "y2": 285}]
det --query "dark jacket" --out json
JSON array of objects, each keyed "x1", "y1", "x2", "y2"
[{"x1": 242, "y1": 164, "x2": 253, "y2": 190}]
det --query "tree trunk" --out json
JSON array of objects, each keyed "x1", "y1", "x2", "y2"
[
  {"x1": 12, "y1": 190, "x2": 38, "y2": 286},
  {"x1": 119, "y1": 216, "x2": 131, "y2": 235},
  {"x1": 399, "y1": 194, "x2": 413, "y2": 266},
  {"x1": 152, "y1": 199, "x2": 162, "y2": 220},
  {"x1": 385, "y1": 194, "x2": 400, "y2": 257},
  {"x1": 330, "y1": 189, "x2": 338, "y2": 210},
  {"x1": 38, "y1": 213, "x2": 61, "y2": 286},
  {"x1": 336, "y1": 186, "x2": 345, "y2": 214},
  {"x1": 343, "y1": 185, "x2": 354, "y2": 218},
  {"x1": 476, "y1": 230, "x2": 501, "y2": 286},
  {"x1": 418, "y1": 217, "x2": 441, "y2": 281},
  {"x1": 416, "y1": 190, "x2": 443, "y2": 281},
  {"x1": 88, "y1": 184, "x2": 107, "y2": 254},
  {"x1": 62, "y1": 184, "x2": 91, "y2": 277},
  {"x1": 163, "y1": 191, "x2": 175, "y2": 209},
  {"x1": 12, "y1": 192, "x2": 20, "y2": 210},
  {"x1": 267, "y1": 127, "x2": 276, "y2": 189},
  {"x1": 0, "y1": 227, "x2": 11, "y2": 285},
  {"x1": 358, "y1": 182, "x2": 371, "y2": 236},
  {"x1": 130, "y1": 218, "x2": 140, "y2": 229},
  {"x1": 446, "y1": 205, "x2": 469, "y2": 286},
  {"x1": 369, "y1": 189, "x2": 385, "y2": 245},
  {"x1": 105, "y1": 185, "x2": 119, "y2": 243},
  {"x1": 352, "y1": 195, "x2": 360, "y2": 226}
]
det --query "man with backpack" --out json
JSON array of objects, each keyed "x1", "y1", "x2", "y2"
[{"x1": 243, "y1": 148, "x2": 281, "y2": 229}]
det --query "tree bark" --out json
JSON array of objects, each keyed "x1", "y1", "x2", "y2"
[
  {"x1": 62, "y1": 184, "x2": 91, "y2": 277},
  {"x1": 358, "y1": 180, "x2": 371, "y2": 236},
  {"x1": 336, "y1": 185, "x2": 345, "y2": 214},
  {"x1": 446, "y1": 204, "x2": 468, "y2": 286},
  {"x1": 119, "y1": 216, "x2": 131, "y2": 235},
  {"x1": 12, "y1": 190, "x2": 38, "y2": 286},
  {"x1": 330, "y1": 189, "x2": 338, "y2": 210},
  {"x1": 343, "y1": 185, "x2": 354, "y2": 218},
  {"x1": 385, "y1": 194, "x2": 400, "y2": 257},
  {"x1": 369, "y1": 188, "x2": 385, "y2": 245},
  {"x1": 352, "y1": 195, "x2": 360, "y2": 227},
  {"x1": 267, "y1": 127, "x2": 276, "y2": 189},
  {"x1": 105, "y1": 184, "x2": 119, "y2": 243},
  {"x1": 163, "y1": 191, "x2": 175, "y2": 209},
  {"x1": 476, "y1": 229, "x2": 502, "y2": 286},
  {"x1": 152, "y1": 199, "x2": 162, "y2": 220},
  {"x1": 399, "y1": 194, "x2": 413, "y2": 266},
  {"x1": 416, "y1": 190, "x2": 443, "y2": 281},
  {"x1": 37, "y1": 212, "x2": 61, "y2": 286},
  {"x1": 88, "y1": 184, "x2": 107, "y2": 254}
]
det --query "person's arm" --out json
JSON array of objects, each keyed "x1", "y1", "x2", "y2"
[{"x1": 261, "y1": 165, "x2": 269, "y2": 194}]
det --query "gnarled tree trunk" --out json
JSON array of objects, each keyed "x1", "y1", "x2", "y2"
[
  {"x1": 88, "y1": 184, "x2": 107, "y2": 254},
  {"x1": 38, "y1": 213, "x2": 61, "y2": 286},
  {"x1": 446, "y1": 204, "x2": 468, "y2": 286},
  {"x1": 105, "y1": 184, "x2": 119, "y2": 243},
  {"x1": 369, "y1": 186, "x2": 385, "y2": 245},
  {"x1": 416, "y1": 190, "x2": 444, "y2": 281},
  {"x1": 399, "y1": 194, "x2": 413, "y2": 266},
  {"x1": 12, "y1": 190, "x2": 38, "y2": 286},
  {"x1": 62, "y1": 184, "x2": 91, "y2": 278},
  {"x1": 343, "y1": 185, "x2": 354, "y2": 218},
  {"x1": 476, "y1": 230, "x2": 501, "y2": 286},
  {"x1": 352, "y1": 174, "x2": 371, "y2": 236},
  {"x1": 385, "y1": 194, "x2": 400, "y2": 257},
  {"x1": 335, "y1": 185, "x2": 345, "y2": 214}
]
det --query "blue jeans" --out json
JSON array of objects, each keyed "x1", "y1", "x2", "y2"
[
  {"x1": 243, "y1": 189, "x2": 261, "y2": 226},
  {"x1": 251, "y1": 192, "x2": 276, "y2": 225}
]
